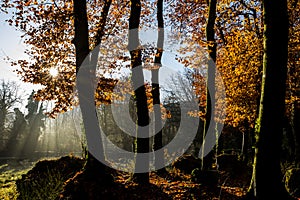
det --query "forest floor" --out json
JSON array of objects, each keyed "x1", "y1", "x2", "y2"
[{"x1": 0, "y1": 155, "x2": 299, "y2": 200}]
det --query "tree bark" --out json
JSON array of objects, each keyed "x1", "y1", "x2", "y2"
[
  {"x1": 294, "y1": 101, "x2": 300, "y2": 166},
  {"x1": 247, "y1": 0, "x2": 292, "y2": 199},
  {"x1": 152, "y1": 0, "x2": 166, "y2": 174},
  {"x1": 129, "y1": 0, "x2": 150, "y2": 184},
  {"x1": 73, "y1": 0, "x2": 90, "y2": 74},
  {"x1": 201, "y1": 0, "x2": 217, "y2": 170},
  {"x1": 73, "y1": 0, "x2": 112, "y2": 172}
]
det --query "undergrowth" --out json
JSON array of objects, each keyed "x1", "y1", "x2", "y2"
[{"x1": 0, "y1": 165, "x2": 29, "y2": 200}]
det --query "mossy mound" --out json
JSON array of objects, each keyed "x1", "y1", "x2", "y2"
[{"x1": 16, "y1": 155, "x2": 84, "y2": 200}]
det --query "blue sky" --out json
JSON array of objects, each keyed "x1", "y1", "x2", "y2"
[
  {"x1": 0, "y1": 13, "x2": 25, "y2": 81},
  {"x1": 0, "y1": 13, "x2": 41, "y2": 95},
  {"x1": 0, "y1": 11, "x2": 196, "y2": 108},
  {"x1": 0, "y1": 15, "x2": 183, "y2": 83}
]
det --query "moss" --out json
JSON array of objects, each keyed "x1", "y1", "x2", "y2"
[
  {"x1": 0, "y1": 166, "x2": 29, "y2": 200},
  {"x1": 0, "y1": 182, "x2": 18, "y2": 200},
  {"x1": 16, "y1": 155, "x2": 84, "y2": 200},
  {"x1": 285, "y1": 168, "x2": 300, "y2": 198}
]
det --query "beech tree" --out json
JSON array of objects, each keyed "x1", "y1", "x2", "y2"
[
  {"x1": 166, "y1": 0, "x2": 263, "y2": 130},
  {"x1": 0, "y1": 0, "x2": 128, "y2": 171},
  {"x1": 247, "y1": 0, "x2": 292, "y2": 199},
  {"x1": 128, "y1": 0, "x2": 150, "y2": 184},
  {"x1": 152, "y1": 0, "x2": 166, "y2": 174},
  {"x1": 0, "y1": 0, "x2": 127, "y2": 117},
  {"x1": 1, "y1": 0, "x2": 299, "y2": 194},
  {"x1": 287, "y1": 0, "x2": 300, "y2": 165},
  {"x1": 73, "y1": 0, "x2": 114, "y2": 173},
  {"x1": 199, "y1": 0, "x2": 217, "y2": 170}
]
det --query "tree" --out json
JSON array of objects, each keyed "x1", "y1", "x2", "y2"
[
  {"x1": 0, "y1": 0, "x2": 126, "y2": 117},
  {"x1": 2, "y1": 108, "x2": 26, "y2": 156},
  {"x1": 199, "y1": 0, "x2": 217, "y2": 170},
  {"x1": 286, "y1": 0, "x2": 300, "y2": 165},
  {"x1": 152, "y1": 0, "x2": 167, "y2": 174},
  {"x1": 247, "y1": 0, "x2": 292, "y2": 199},
  {"x1": 128, "y1": 0, "x2": 150, "y2": 184},
  {"x1": 0, "y1": 80, "x2": 22, "y2": 139},
  {"x1": 162, "y1": 68, "x2": 205, "y2": 155},
  {"x1": 22, "y1": 91, "x2": 45, "y2": 157},
  {"x1": 73, "y1": 0, "x2": 113, "y2": 173},
  {"x1": 166, "y1": 0, "x2": 264, "y2": 133}
]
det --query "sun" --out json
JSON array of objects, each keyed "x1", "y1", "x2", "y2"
[{"x1": 49, "y1": 67, "x2": 59, "y2": 77}]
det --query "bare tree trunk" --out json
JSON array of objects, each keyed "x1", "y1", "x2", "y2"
[
  {"x1": 247, "y1": 0, "x2": 292, "y2": 199},
  {"x1": 73, "y1": 0, "x2": 112, "y2": 173},
  {"x1": 294, "y1": 101, "x2": 300, "y2": 166},
  {"x1": 129, "y1": 0, "x2": 150, "y2": 184},
  {"x1": 152, "y1": 0, "x2": 166, "y2": 174},
  {"x1": 201, "y1": 0, "x2": 217, "y2": 170}
]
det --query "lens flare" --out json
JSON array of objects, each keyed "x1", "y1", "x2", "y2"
[{"x1": 49, "y1": 67, "x2": 58, "y2": 77}]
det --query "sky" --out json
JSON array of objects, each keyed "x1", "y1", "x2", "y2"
[
  {"x1": 0, "y1": 13, "x2": 42, "y2": 96},
  {"x1": 0, "y1": 14, "x2": 182, "y2": 84},
  {"x1": 0, "y1": 13, "x2": 25, "y2": 81},
  {"x1": 0, "y1": 11, "x2": 198, "y2": 111}
]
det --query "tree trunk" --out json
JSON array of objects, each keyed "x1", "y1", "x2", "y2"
[
  {"x1": 152, "y1": 0, "x2": 166, "y2": 174},
  {"x1": 293, "y1": 101, "x2": 300, "y2": 166},
  {"x1": 73, "y1": 0, "x2": 90, "y2": 73},
  {"x1": 73, "y1": 0, "x2": 112, "y2": 173},
  {"x1": 0, "y1": 110, "x2": 6, "y2": 135},
  {"x1": 23, "y1": 117, "x2": 41, "y2": 157},
  {"x1": 4, "y1": 109, "x2": 26, "y2": 156},
  {"x1": 200, "y1": 0, "x2": 217, "y2": 170},
  {"x1": 247, "y1": 0, "x2": 291, "y2": 199},
  {"x1": 129, "y1": 0, "x2": 150, "y2": 184}
]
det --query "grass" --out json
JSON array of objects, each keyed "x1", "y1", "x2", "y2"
[
  {"x1": 17, "y1": 168, "x2": 67, "y2": 200},
  {"x1": 0, "y1": 156, "x2": 84, "y2": 200},
  {"x1": 0, "y1": 164, "x2": 71, "y2": 200},
  {"x1": 0, "y1": 181, "x2": 18, "y2": 200},
  {"x1": 0, "y1": 165, "x2": 29, "y2": 200},
  {"x1": 17, "y1": 156, "x2": 84, "y2": 200}
]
